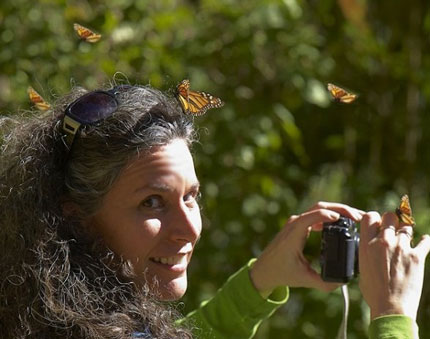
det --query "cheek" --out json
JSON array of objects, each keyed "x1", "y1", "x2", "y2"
[
  {"x1": 103, "y1": 217, "x2": 162, "y2": 261},
  {"x1": 124, "y1": 218, "x2": 162, "y2": 254}
]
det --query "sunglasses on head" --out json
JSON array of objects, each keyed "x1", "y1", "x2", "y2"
[{"x1": 62, "y1": 85, "x2": 132, "y2": 148}]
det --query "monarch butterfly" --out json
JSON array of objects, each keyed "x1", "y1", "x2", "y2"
[
  {"x1": 176, "y1": 79, "x2": 224, "y2": 116},
  {"x1": 395, "y1": 194, "x2": 415, "y2": 226},
  {"x1": 327, "y1": 83, "x2": 357, "y2": 104},
  {"x1": 27, "y1": 86, "x2": 51, "y2": 111},
  {"x1": 73, "y1": 23, "x2": 101, "y2": 43}
]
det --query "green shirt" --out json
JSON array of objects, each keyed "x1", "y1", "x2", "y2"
[
  {"x1": 370, "y1": 315, "x2": 418, "y2": 339},
  {"x1": 180, "y1": 260, "x2": 417, "y2": 338}
]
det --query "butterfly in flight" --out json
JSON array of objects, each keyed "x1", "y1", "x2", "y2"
[
  {"x1": 176, "y1": 79, "x2": 224, "y2": 116},
  {"x1": 27, "y1": 86, "x2": 51, "y2": 111},
  {"x1": 395, "y1": 194, "x2": 415, "y2": 226},
  {"x1": 327, "y1": 83, "x2": 357, "y2": 104},
  {"x1": 73, "y1": 23, "x2": 101, "y2": 43}
]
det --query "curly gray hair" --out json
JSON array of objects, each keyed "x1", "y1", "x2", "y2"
[{"x1": 0, "y1": 84, "x2": 195, "y2": 338}]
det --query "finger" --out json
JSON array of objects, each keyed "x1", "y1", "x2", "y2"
[
  {"x1": 414, "y1": 234, "x2": 430, "y2": 260},
  {"x1": 396, "y1": 226, "x2": 414, "y2": 248},
  {"x1": 317, "y1": 281, "x2": 342, "y2": 293},
  {"x1": 380, "y1": 226, "x2": 396, "y2": 239},
  {"x1": 282, "y1": 210, "x2": 340, "y2": 253},
  {"x1": 310, "y1": 222, "x2": 324, "y2": 231},
  {"x1": 290, "y1": 209, "x2": 340, "y2": 231},
  {"x1": 380, "y1": 212, "x2": 398, "y2": 241},
  {"x1": 311, "y1": 276, "x2": 341, "y2": 292},
  {"x1": 360, "y1": 211, "x2": 381, "y2": 244},
  {"x1": 288, "y1": 210, "x2": 340, "y2": 250},
  {"x1": 308, "y1": 201, "x2": 365, "y2": 221}
]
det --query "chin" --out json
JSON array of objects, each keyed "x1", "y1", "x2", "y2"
[
  {"x1": 136, "y1": 273, "x2": 188, "y2": 301},
  {"x1": 158, "y1": 277, "x2": 188, "y2": 301}
]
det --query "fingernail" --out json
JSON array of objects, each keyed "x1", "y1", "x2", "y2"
[
  {"x1": 354, "y1": 211, "x2": 364, "y2": 220},
  {"x1": 329, "y1": 211, "x2": 340, "y2": 219}
]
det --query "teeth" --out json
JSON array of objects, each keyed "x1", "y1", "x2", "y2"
[{"x1": 152, "y1": 255, "x2": 186, "y2": 265}]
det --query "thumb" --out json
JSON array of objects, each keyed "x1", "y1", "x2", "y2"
[
  {"x1": 305, "y1": 267, "x2": 341, "y2": 292},
  {"x1": 415, "y1": 234, "x2": 430, "y2": 260},
  {"x1": 297, "y1": 258, "x2": 340, "y2": 292}
]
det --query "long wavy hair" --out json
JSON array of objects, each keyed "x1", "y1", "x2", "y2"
[{"x1": 0, "y1": 85, "x2": 196, "y2": 338}]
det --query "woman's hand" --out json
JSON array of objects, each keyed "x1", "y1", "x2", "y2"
[
  {"x1": 359, "y1": 211, "x2": 430, "y2": 321},
  {"x1": 249, "y1": 202, "x2": 364, "y2": 298}
]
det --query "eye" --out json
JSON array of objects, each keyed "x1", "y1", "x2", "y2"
[
  {"x1": 184, "y1": 189, "x2": 201, "y2": 208},
  {"x1": 141, "y1": 195, "x2": 164, "y2": 209}
]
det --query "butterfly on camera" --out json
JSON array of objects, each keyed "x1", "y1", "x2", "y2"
[
  {"x1": 395, "y1": 194, "x2": 416, "y2": 226},
  {"x1": 73, "y1": 23, "x2": 101, "y2": 43},
  {"x1": 27, "y1": 86, "x2": 51, "y2": 111},
  {"x1": 327, "y1": 83, "x2": 357, "y2": 104},
  {"x1": 176, "y1": 79, "x2": 224, "y2": 116}
]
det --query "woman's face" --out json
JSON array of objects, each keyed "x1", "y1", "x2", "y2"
[{"x1": 88, "y1": 139, "x2": 202, "y2": 301}]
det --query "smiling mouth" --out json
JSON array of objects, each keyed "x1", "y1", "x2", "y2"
[{"x1": 151, "y1": 255, "x2": 188, "y2": 266}]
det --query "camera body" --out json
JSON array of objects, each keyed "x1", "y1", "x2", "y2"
[{"x1": 320, "y1": 216, "x2": 359, "y2": 283}]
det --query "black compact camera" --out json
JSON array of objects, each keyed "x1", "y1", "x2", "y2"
[{"x1": 320, "y1": 216, "x2": 359, "y2": 283}]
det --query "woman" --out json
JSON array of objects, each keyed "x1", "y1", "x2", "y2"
[
  {"x1": 0, "y1": 85, "x2": 194, "y2": 338},
  {"x1": 0, "y1": 83, "x2": 427, "y2": 338}
]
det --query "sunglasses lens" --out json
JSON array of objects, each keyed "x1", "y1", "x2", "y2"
[{"x1": 67, "y1": 91, "x2": 118, "y2": 124}]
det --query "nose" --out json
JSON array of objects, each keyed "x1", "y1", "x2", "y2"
[{"x1": 168, "y1": 203, "x2": 202, "y2": 243}]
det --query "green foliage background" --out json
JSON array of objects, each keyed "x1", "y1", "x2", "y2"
[{"x1": 1, "y1": 0, "x2": 430, "y2": 338}]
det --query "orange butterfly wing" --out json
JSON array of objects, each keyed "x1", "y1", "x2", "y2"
[
  {"x1": 73, "y1": 23, "x2": 101, "y2": 43},
  {"x1": 327, "y1": 83, "x2": 357, "y2": 104},
  {"x1": 176, "y1": 79, "x2": 191, "y2": 112},
  {"x1": 27, "y1": 86, "x2": 51, "y2": 111},
  {"x1": 395, "y1": 194, "x2": 415, "y2": 225},
  {"x1": 176, "y1": 79, "x2": 224, "y2": 116}
]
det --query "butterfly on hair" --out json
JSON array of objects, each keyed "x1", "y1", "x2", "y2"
[
  {"x1": 27, "y1": 86, "x2": 51, "y2": 111},
  {"x1": 176, "y1": 79, "x2": 224, "y2": 116}
]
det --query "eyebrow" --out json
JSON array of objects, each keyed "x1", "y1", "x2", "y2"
[{"x1": 134, "y1": 181, "x2": 200, "y2": 194}]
